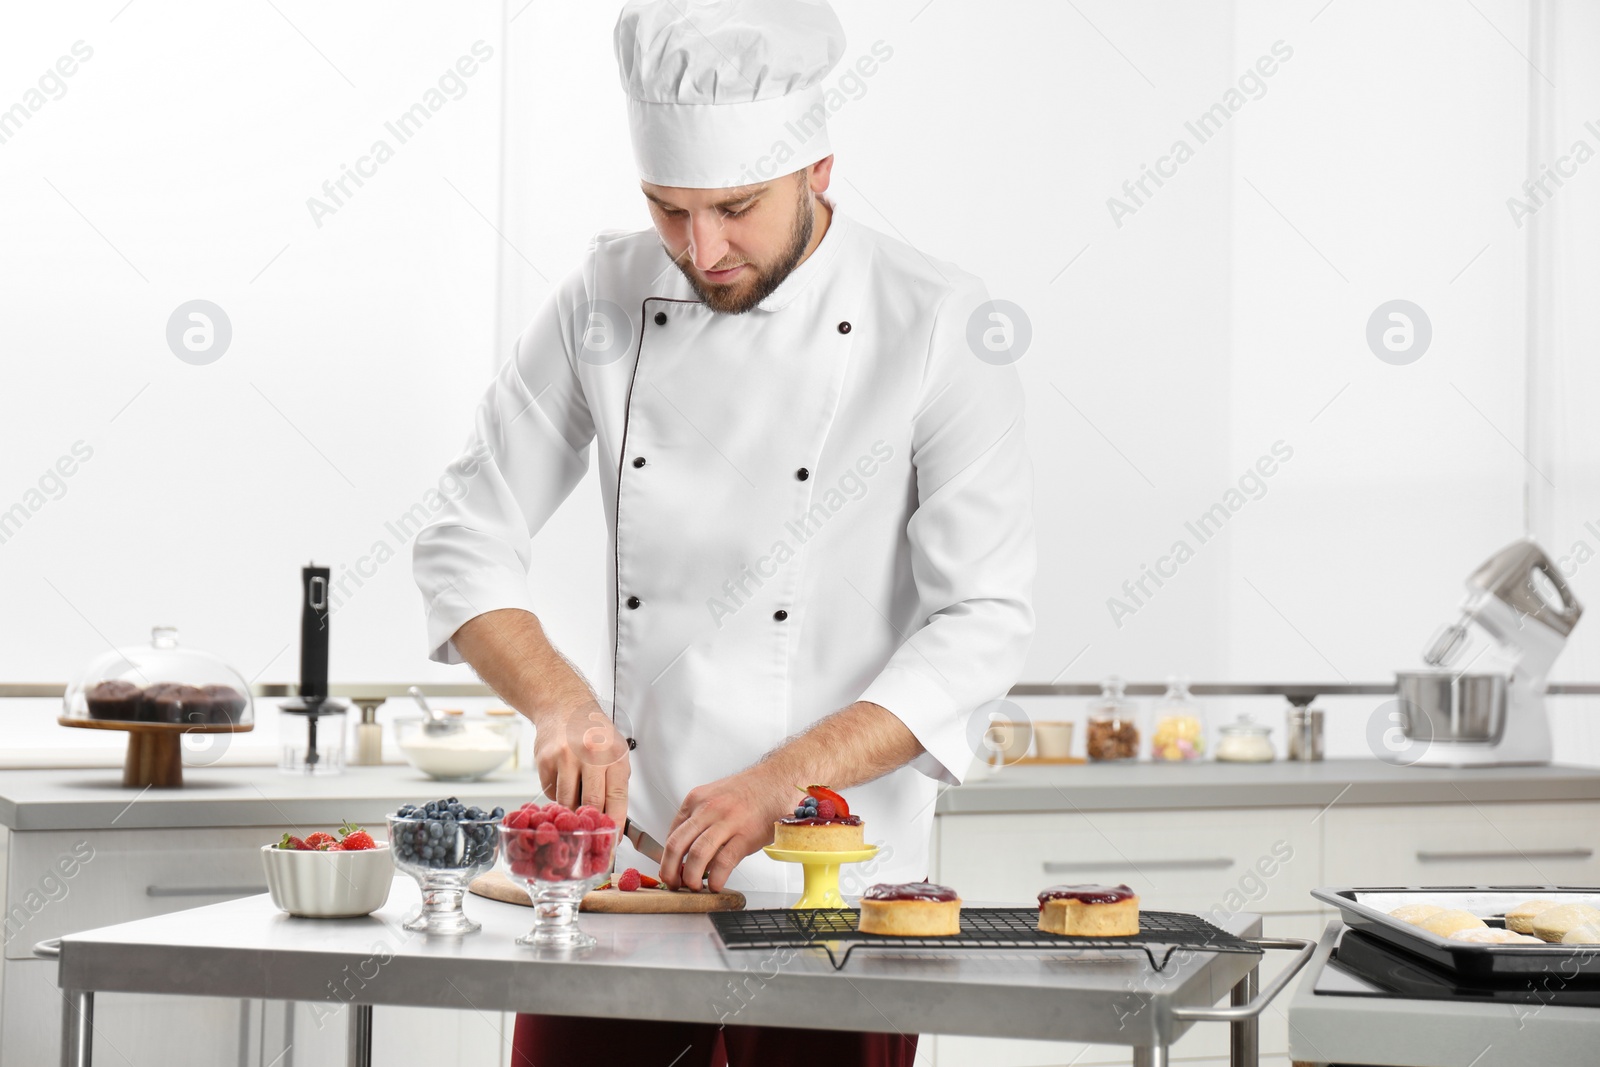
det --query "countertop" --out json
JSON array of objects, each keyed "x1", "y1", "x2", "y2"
[
  {"x1": 4, "y1": 759, "x2": 1599, "y2": 832},
  {"x1": 939, "y1": 759, "x2": 1600, "y2": 814},
  {"x1": 0, "y1": 764, "x2": 536, "y2": 832},
  {"x1": 1288, "y1": 920, "x2": 1596, "y2": 1066},
  {"x1": 55, "y1": 880, "x2": 1268, "y2": 1046}
]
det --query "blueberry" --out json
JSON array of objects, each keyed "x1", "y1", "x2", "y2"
[{"x1": 491, "y1": 806, "x2": 505, "y2": 818}]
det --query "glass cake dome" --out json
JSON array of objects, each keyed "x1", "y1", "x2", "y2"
[{"x1": 63, "y1": 626, "x2": 254, "y2": 727}]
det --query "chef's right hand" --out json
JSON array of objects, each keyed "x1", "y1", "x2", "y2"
[{"x1": 534, "y1": 702, "x2": 630, "y2": 826}]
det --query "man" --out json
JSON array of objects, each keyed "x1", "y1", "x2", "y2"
[{"x1": 412, "y1": 1, "x2": 1034, "y2": 1063}]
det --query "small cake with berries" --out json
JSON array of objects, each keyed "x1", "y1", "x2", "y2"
[
  {"x1": 858, "y1": 882, "x2": 962, "y2": 936},
  {"x1": 772, "y1": 786, "x2": 864, "y2": 852},
  {"x1": 1037, "y1": 884, "x2": 1140, "y2": 936}
]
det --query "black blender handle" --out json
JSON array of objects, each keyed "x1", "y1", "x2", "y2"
[{"x1": 300, "y1": 564, "x2": 331, "y2": 700}]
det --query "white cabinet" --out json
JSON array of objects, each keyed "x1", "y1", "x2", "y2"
[{"x1": 1322, "y1": 801, "x2": 1600, "y2": 888}]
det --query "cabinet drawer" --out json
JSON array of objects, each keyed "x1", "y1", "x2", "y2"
[
  {"x1": 1323, "y1": 802, "x2": 1600, "y2": 889},
  {"x1": 936, "y1": 809, "x2": 1321, "y2": 917},
  {"x1": 5, "y1": 826, "x2": 280, "y2": 960}
]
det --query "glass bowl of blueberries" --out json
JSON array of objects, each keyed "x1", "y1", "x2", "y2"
[{"x1": 387, "y1": 798, "x2": 505, "y2": 935}]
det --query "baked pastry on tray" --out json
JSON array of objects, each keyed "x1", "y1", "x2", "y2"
[
  {"x1": 1037, "y1": 884, "x2": 1140, "y2": 936},
  {"x1": 857, "y1": 883, "x2": 961, "y2": 936}
]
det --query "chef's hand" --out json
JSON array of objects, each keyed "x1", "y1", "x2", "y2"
[
  {"x1": 534, "y1": 702, "x2": 630, "y2": 827},
  {"x1": 660, "y1": 766, "x2": 790, "y2": 892}
]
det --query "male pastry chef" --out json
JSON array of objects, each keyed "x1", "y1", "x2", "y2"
[{"x1": 413, "y1": 0, "x2": 1034, "y2": 1062}]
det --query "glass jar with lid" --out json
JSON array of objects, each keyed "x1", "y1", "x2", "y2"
[
  {"x1": 1085, "y1": 676, "x2": 1140, "y2": 761},
  {"x1": 1214, "y1": 714, "x2": 1274, "y2": 763},
  {"x1": 1150, "y1": 677, "x2": 1207, "y2": 761}
]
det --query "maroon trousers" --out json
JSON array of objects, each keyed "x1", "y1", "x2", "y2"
[{"x1": 512, "y1": 1013, "x2": 919, "y2": 1067}]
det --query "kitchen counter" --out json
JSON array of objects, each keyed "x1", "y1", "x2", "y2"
[
  {"x1": 0, "y1": 764, "x2": 534, "y2": 832},
  {"x1": 51, "y1": 880, "x2": 1291, "y2": 1060},
  {"x1": 1287, "y1": 920, "x2": 1596, "y2": 1066},
  {"x1": 4, "y1": 759, "x2": 1598, "y2": 830},
  {"x1": 940, "y1": 759, "x2": 1600, "y2": 814}
]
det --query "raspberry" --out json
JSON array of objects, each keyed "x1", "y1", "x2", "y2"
[
  {"x1": 815, "y1": 799, "x2": 836, "y2": 820},
  {"x1": 576, "y1": 805, "x2": 600, "y2": 820},
  {"x1": 577, "y1": 809, "x2": 599, "y2": 830},
  {"x1": 596, "y1": 813, "x2": 616, "y2": 830},
  {"x1": 553, "y1": 812, "x2": 581, "y2": 832},
  {"x1": 617, "y1": 868, "x2": 642, "y2": 892},
  {"x1": 534, "y1": 821, "x2": 559, "y2": 846},
  {"x1": 503, "y1": 809, "x2": 528, "y2": 830}
]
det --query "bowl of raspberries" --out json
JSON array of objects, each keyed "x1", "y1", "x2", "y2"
[
  {"x1": 387, "y1": 798, "x2": 506, "y2": 936},
  {"x1": 499, "y1": 802, "x2": 618, "y2": 949},
  {"x1": 261, "y1": 822, "x2": 392, "y2": 918}
]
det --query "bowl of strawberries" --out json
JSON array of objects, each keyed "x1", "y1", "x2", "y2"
[
  {"x1": 261, "y1": 822, "x2": 392, "y2": 918},
  {"x1": 499, "y1": 802, "x2": 618, "y2": 949}
]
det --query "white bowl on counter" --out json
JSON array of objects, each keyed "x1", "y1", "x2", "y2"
[
  {"x1": 394, "y1": 714, "x2": 517, "y2": 781},
  {"x1": 261, "y1": 843, "x2": 395, "y2": 918}
]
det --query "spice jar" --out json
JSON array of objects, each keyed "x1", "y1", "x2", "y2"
[
  {"x1": 1086, "y1": 676, "x2": 1140, "y2": 761},
  {"x1": 1150, "y1": 678, "x2": 1207, "y2": 762},
  {"x1": 1214, "y1": 714, "x2": 1274, "y2": 763}
]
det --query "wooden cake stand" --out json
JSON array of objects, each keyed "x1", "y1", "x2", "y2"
[{"x1": 58, "y1": 717, "x2": 253, "y2": 788}]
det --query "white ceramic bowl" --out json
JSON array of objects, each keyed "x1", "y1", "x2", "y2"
[
  {"x1": 260, "y1": 843, "x2": 395, "y2": 918},
  {"x1": 394, "y1": 715, "x2": 515, "y2": 781}
]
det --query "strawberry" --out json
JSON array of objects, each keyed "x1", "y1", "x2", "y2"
[
  {"x1": 305, "y1": 832, "x2": 337, "y2": 850},
  {"x1": 617, "y1": 867, "x2": 642, "y2": 892},
  {"x1": 803, "y1": 785, "x2": 849, "y2": 818},
  {"x1": 339, "y1": 829, "x2": 377, "y2": 851},
  {"x1": 278, "y1": 833, "x2": 309, "y2": 851}
]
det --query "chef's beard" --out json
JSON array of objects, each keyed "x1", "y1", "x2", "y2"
[{"x1": 669, "y1": 179, "x2": 815, "y2": 315}]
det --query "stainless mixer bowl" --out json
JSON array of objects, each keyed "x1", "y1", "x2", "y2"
[{"x1": 1394, "y1": 670, "x2": 1507, "y2": 743}]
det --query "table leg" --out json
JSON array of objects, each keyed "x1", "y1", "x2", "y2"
[
  {"x1": 346, "y1": 1004, "x2": 372, "y2": 1067},
  {"x1": 1132, "y1": 1046, "x2": 1168, "y2": 1067},
  {"x1": 1229, "y1": 966, "x2": 1259, "y2": 1067},
  {"x1": 59, "y1": 989, "x2": 93, "y2": 1067}
]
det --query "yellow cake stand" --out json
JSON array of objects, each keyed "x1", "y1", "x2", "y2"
[{"x1": 763, "y1": 845, "x2": 879, "y2": 909}]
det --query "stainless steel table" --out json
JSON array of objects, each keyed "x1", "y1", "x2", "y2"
[
  {"x1": 40, "y1": 878, "x2": 1311, "y2": 1067},
  {"x1": 1288, "y1": 920, "x2": 1600, "y2": 1066}
]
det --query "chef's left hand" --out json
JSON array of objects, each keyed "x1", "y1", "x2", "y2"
[{"x1": 660, "y1": 766, "x2": 790, "y2": 892}]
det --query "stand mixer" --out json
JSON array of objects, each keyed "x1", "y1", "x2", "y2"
[{"x1": 1395, "y1": 539, "x2": 1582, "y2": 767}]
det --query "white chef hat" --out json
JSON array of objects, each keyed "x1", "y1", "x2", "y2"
[{"x1": 613, "y1": 0, "x2": 846, "y2": 189}]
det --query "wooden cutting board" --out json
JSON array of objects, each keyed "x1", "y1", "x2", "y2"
[{"x1": 468, "y1": 870, "x2": 745, "y2": 913}]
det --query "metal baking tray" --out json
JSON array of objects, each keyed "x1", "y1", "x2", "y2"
[{"x1": 1312, "y1": 886, "x2": 1600, "y2": 980}]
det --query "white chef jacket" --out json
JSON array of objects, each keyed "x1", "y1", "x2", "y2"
[{"x1": 413, "y1": 209, "x2": 1035, "y2": 893}]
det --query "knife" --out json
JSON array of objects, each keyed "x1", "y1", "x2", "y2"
[{"x1": 622, "y1": 818, "x2": 666, "y2": 863}]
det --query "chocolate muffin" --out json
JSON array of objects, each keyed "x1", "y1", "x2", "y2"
[
  {"x1": 139, "y1": 683, "x2": 206, "y2": 723},
  {"x1": 85, "y1": 680, "x2": 142, "y2": 721},
  {"x1": 200, "y1": 684, "x2": 247, "y2": 724}
]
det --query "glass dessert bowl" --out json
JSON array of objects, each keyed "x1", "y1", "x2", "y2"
[
  {"x1": 387, "y1": 799, "x2": 503, "y2": 935},
  {"x1": 499, "y1": 803, "x2": 618, "y2": 949}
]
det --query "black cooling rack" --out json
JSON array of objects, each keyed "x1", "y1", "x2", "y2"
[{"x1": 709, "y1": 908, "x2": 1263, "y2": 972}]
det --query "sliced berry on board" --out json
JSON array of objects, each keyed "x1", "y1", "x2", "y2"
[{"x1": 803, "y1": 785, "x2": 849, "y2": 818}]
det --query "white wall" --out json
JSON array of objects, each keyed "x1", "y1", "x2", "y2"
[{"x1": 2, "y1": 0, "x2": 1595, "y2": 761}]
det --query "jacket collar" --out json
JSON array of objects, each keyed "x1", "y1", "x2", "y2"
[{"x1": 754, "y1": 207, "x2": 849, "y2": 313}]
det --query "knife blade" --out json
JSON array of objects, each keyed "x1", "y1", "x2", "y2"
[{"x1": 622, "y1": 818, "x2": 666, "y2": 863}]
